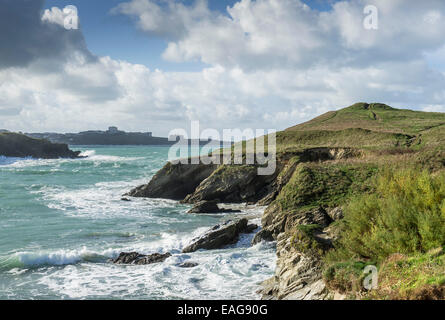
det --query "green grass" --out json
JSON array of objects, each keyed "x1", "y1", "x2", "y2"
[
  {"x1": 274, "y1": 163, "x2": 378, "y2": 212},
  {"x1": 323, "y1": 260, "x2": 376, "y2": 294},
  {"x1": 275, "y1": 129, "x2": 414, "y2": 153},
  {"x1": 288, "y1": 102, "x2": 445, "y2": 135},
  {"x1": 322, "y1": 168, "x2": 445, "y2": 299},
  {"x1": 291, "y1": 224, "x2": 326, "y2": 256},
  {"x1": 368, "y1": 248, "x2": 445, "y2": 300},
  {"x1": 323, "y1": 249, "x2": 445, "y2": 299},
  {"x1": 252, "y1": 103, "x2": 445, "y2": 300}
]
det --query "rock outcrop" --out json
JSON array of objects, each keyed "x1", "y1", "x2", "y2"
[
  {"x1": 121, "y1": 102, "x2": 445, "y2": 300},
  {"x1": 126, "y1": 159, "x2": 283, "y2": 205},
  {"x1": 258, "y1": 222, "x2": 335, "y2": 300},
  {"x1": 182, "y1": 219, "x2": 257, "y2": 253},
  {"x1": 183, "y1": 165, "x2": 280, "y2": 204},
  {"x1": 112, "y1": 252, "x2": 172, "y2": 265},
  {"x1": 126, "y1": 160, "x2": 217, "y2": 200},
  {"x1": 177, "y1": 262, "x2": 199, "y2": 268},
  {"x1": 0, "y1": 132, "x2": 81, "y2": 159},
  {"x1": 255, "y1": 204, "x2": 336, "y2": 299},
  {"x1": 259, "y1": 236, "x2": 329, "y2": 300},
  {"x1": 254, "y1": 205, "x2": 333, "y2": 244},
  {"x1": 187, "y1": 200, "x2": 242, "y2": 214},
  {"x1": 326, "y1": 207, "x2": 344, "y2": 221}
]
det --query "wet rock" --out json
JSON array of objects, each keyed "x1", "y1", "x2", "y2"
[
  {"x1": 187, "y1": 200, "x2": 242, "y2": 214},
  {"x1": 252, "y1": 229, "x2": 274, "y2": 245},
  {"x1": 188, "y1": 200, "x2": 220, "y2": 213},
  {"x1": 177, "y1": 262, "x2": 199, "y2": 268},
  {"x1": 245, "y1": 223, "x2": 259, "y2": 234},
  {"x1": 121, "y1": 197, "x2": 131, "y2": 202},
  {"x1": 182, "y1": 218, "x2": 255, "y2": 253},
  {"x1": 112, "y1": 252, "x2": 172, "y2": 265}
]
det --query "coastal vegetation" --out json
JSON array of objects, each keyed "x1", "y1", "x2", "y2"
[
  {"x1": 324, "y1": 168, "x2": 445, "y2": 299},
  {"x1": 128, "y1": 102, "x2": 445, "y2": 300}
]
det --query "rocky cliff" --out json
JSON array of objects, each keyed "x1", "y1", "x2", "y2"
[
  {"x1": 0, "y1": 132, "x2": 81, "y2": 159},
  {"x1": 125, "y1": 103, "x2": 445, "y2": 300}
]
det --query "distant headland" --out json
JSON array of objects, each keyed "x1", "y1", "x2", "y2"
[{"x1": 25, "y1": 127, "x2": 213, "y2": 146}]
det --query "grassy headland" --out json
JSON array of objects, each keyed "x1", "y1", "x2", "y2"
[
  {"x1": 263, "y1": 103, "x2": 445, "y2": 299},
  {"x1": 130, "y1": 102, "x2": 445, "y2": 299}
]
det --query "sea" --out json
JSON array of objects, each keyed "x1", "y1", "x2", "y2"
[{"x1": 0, "y1": 145, "x2": 276, "y2": 300}]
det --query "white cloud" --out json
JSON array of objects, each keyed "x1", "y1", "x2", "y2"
[
  {"x1": 112, "y1": 0, "x2": 212, "y2": 38},
  {"x1": 2, "y1": 0, "x2": 445, "y2": 136},
  {"x1": 115, "y1": 0, "x2": 445, "y2": 69}
]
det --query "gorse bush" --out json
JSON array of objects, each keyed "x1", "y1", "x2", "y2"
[{"x1": 329, "y1": 168, "x2": 445, "y2": 262}]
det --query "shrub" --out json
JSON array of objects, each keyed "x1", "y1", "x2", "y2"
[{"x1": 328, "y1": 168, "x2": 445, "y2": 262}]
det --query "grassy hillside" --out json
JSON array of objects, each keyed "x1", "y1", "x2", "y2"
[
  {"x1": 258, "y1": 103, "x2": 445, "y2": 300},
  {"x1": 131, "y1": 102, "x2": 444, "y2": 299},
  {"x1": 287, "y1": 102, "x2": 445, "y2": 135},
  {"x1": 230, "y1": 102, "x2": 445, "y2": 158}
]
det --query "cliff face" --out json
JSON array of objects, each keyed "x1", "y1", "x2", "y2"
[
  {"x1": 126, "y1": 160, "x2": 219, "y2": 200},
  {"x1": 0, "y1": 132, "x2": 81, "y2": 159},
  {"x1": 125, "y1": 103, "x2": 445, "y2": 300}
]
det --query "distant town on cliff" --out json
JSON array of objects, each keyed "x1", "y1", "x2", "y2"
[{"x1": 1, "y1": 127, "x2": 214, "y2": 146}]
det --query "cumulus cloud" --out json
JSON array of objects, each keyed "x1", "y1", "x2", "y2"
[
  {"x1": 112, "y1": 0, "x2": 212, "y2": 38},
  {"x1": 2, "y1": 0, "x2": 445, "y2": 135},
  {"x1": 115, "y1": 0, "x2": 445, "y2": 69},
  {"x1": 0, "y1": 0, "x2": 94, "y2": 70}
]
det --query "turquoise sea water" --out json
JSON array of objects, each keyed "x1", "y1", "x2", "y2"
[{"x1": 0, "y1": 146, "x2": 275, "y2": 300}]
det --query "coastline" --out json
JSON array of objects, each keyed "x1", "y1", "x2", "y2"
[{"x1": 0, "y1": 147, "x2": 277, "y2": 299}]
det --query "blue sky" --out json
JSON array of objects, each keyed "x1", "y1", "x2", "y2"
[
  {"x1": 43, "y1": 0, "x2": 201, "y2": 71},
  {"x1": 2, "y1": 0, "x2": 445, "y2": 134},
  {"x1": 43, "y1": 0, "x2": 338, "y2": 71}
]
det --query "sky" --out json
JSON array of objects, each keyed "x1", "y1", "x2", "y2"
[{"x1": 1, "y1": 0, "x2": 445, "y2": 135}]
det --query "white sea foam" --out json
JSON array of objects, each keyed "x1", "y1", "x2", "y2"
[
  {"x1": 31, "y1": 176, "x2": 176, "y2": 219},
  {"x1": 36, "y1": 239, "x2": 276, "y2": 300},
  {"x1": 79, "y1": 150, "x2": 96, "y2": 157},
  {"x1": 15, "y1": 247, "x2": 101, "y2": 267},
  {"x1": 1, "y1": 146, "x2": 277, "y2": 300},
  {"x1": 79, "y1": 150, "x2": 144, "y2": 162},
  {"x1": 0, "y1": 156, "x2": 27, "y2": 166},
  {"x1": 0, "y1": 156, "x2": 56, "y2": 168}
]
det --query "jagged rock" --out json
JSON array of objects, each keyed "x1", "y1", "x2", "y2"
[
  {"x1": 285, "y1": 207, "x2": 333, "y2": 231},
  {"x1": 252, "y1": 229, "x2": 274, "y2": 245},
  {"x1": 327, "y1": 207, "x2": 344, "y2": 221},
  {"x1": 245, "y1": 223, "x2": 259, "y2": 234},
  {"x1": 258, "y1": 232, "x2": 330, "y2": 300},
  {"x1": 188, "y1": 200, "x2": 220, "y2": 213},
  {"x1": 187, "y1": 200, "x2": 242, "y2": 214},
  {"x1": 125, "y1": 160, "x2": 217, "y2": 200},
  {"x1": 177, "y1": 262, "x2": 199, "y2": 268},
  {"x1": 183, "y1": 164, "x2": 279, "y2": 204},
  {"x1": 258, "y1": 205, "x2": 336, "y2": 300},
  {"x1": 112, "y1": 252, "x2": 172, "y2": 265},
  {"x1": 182, "y1": 219, "x2": 256, "y2": 253},
  {"x1": 258, "y1": 206, "x2": 333, "y2": 244},
  {"x1": 0, "y1": 132, "x2": 81, "y2": 159},
  {"x1": 257, "y1": 157, "x2": 299, "y2": 206}
]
